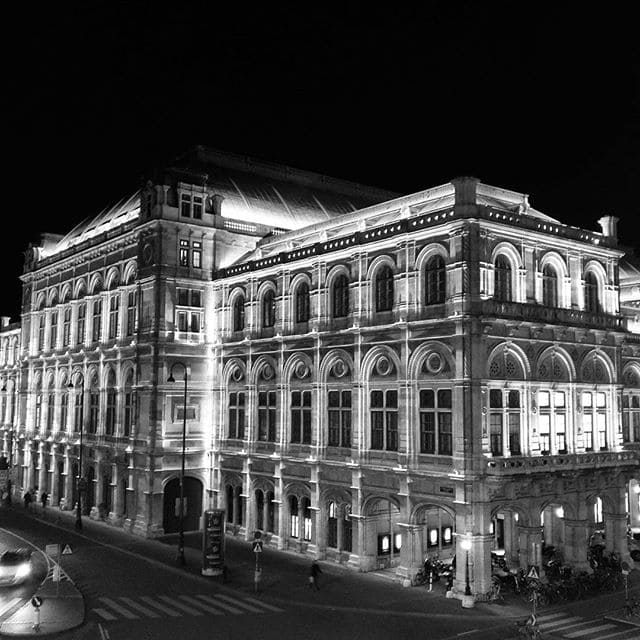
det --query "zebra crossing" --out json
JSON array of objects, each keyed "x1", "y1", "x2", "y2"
[
  {"x1": 91, "y1": 592, "x2": 283, "y2": 621},
  {"x1": 536, "y1": 610, "x2": 640, "y2": 639}
]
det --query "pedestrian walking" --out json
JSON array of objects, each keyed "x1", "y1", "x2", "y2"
[
  {"x1": 309, "y1": 560, "x2": 322, "y2": 591},
  {"x1": 40, "y1": 491, "x2": 48, "y2": 510},
  {"x1": 23, "y1": 490, "x2": 32, "y2": 511}
]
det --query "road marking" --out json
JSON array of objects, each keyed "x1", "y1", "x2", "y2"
[
  {"x1": 99, "y1": 597, "x2": 139, "y2": 619},
  {"x1": 157, "y1": 595, "x2": 203, "y2": 616},
  {"x1": 242, "y1": 596, "x2": 284, "y2": 612},
  {"x1": 98, "y1": 622, "x2": 110, "y2": 639},
  {"x1": 0, "y1": 597, "x2": 22, "y2": 617},
  {"x1": 196, "y1": 594, "x2": 243, "y2": 614},
  {"x1": 597, "y1": 629, "x2": 640, "y2": 640},
  {"x1": 119, "y1": 597, "x2": 160, "y2": 618},
  {"x1": 537, "y1": 612, "x2": 569, "y2": 621},
  {"x1": 216, "y1": 593, "x2": 263, "y2": 613},
  {"x1": 94, "y1": 609, "x2": 117, "y2": 621},
  {"x1": 139, "y1": 596, "x2": 181, "y2": 617},
  {"x1": 564, "y1": 624, "x2": 619, "y2": 638},
  {"x1": 179, "y1": 595, "x2": 223, "y2": 615},
  {"x1": 539, "y1": 616, "x2": 583, "y2": 629}
]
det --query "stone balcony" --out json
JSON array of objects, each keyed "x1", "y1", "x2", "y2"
[
  {"x1": 485, "y1": 450, "x2": 639, "y2": 475},
  {"x1": 481, "y1": 300, "x2": 624, "y2": 330}
]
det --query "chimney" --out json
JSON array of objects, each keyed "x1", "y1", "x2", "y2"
[
  {"x1": 0, "y1": 316, "x2": 10, "y2": 328},
  {"x1": 451, "y1": 176, "x2": 480, "y2": 207},
  {"x1": 597, "y1": 216, "x2": 619, "y2": 245}
]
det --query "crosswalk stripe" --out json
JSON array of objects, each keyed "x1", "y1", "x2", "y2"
[
  {"x1": 564, "y1": 624, "x2": 618, "y2": 638},
  {"x1": 93, "y1": 608, "x2": 117, "y2": 621},
  {"x1": 537, "y1": 612, "x2": 569, "y2": 621},
  {"x1": 99, "y1": 597, "x2": 139, "y2": 619},
  {"x1": 179, "y1": 595, "x2": 223, "y2": 615},
  {"x1": 597, "y1": 628, "x2": 640, "y2": 640},
  {"x1": 540, "y1": 616, "x2": 583, "y2": 629},
  {"x1": 242, "y1": 596, "x2": 284, "y2": 612},
  {"x1": 216, "y1": 594, "x2": 263, "y2": 613},
  {"x1": 157, "y1": 595, "x2": 203, "y2": 616},
  {"x1": 119, "y1": 597, "x2": 160, "y2": 618},
  {"x1": 0, "y1": 597, "x2": 21, "y2": 617},
  {"x1": 139, "y1": 596, "x2": 181, "y2": 617},
  {"x1": 196, "y1": 594, "x2": 243, "y2": 614}
]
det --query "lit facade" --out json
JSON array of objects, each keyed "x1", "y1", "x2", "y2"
[{"x1": 2, "y1": 148, "x2": 639, "y2": 600}]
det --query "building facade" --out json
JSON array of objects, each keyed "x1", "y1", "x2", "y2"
[{"x1": 2, "y1": 148, "x2": 639, "y2": 600}]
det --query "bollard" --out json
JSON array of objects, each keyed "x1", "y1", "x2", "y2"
[
  {"x1": 30, "y1": 597, "x2": 42, "y2": 632},
  {"x1": 254, "y1": 568, "x2": 262, "y2": 593},
  {"x1": 428, "y1": 570, "x2": 433, "y2": 592}
]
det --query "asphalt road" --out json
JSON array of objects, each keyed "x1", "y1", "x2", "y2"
[{"x1": 1, "y1": 507, "x2": 639, "y2": 640}]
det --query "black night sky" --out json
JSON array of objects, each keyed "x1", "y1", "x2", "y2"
[{"x1": 5, "y1": 2, "x2": 639, "y2": 320}]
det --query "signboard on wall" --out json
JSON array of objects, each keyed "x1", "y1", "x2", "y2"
[{"x1": 202, "y1": 509, "x2": 225, "y2": 576}]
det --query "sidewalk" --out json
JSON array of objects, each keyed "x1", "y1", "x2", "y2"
[{"x1": 0, "y1": 573, "x2": 84, "y2": 636}]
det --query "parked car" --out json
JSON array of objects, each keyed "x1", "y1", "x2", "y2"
[
  {"x1": 0, "y1": 548, "x2": 32, "y2": 586},
  {"x1": 629, "y1": 531, "x2": 640, "y2": 562}
]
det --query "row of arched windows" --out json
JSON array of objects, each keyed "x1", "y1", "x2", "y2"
[{"x1": 230, "y1": 255, "x2": 447, "y2": 332}]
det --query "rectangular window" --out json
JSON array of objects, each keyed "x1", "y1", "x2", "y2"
[
  {"x1": 291, "y1": 390, "x2": 312, "y2": 444},
  {"x1": 38, "y1": 315, "x2": 45, "y2": 351},
  {"x1": 46, "y1": 393, "x2": 55, "y2": 431},
  {"x1": 538, "y1": 414, "x2": 551, "y2": 453},
  {"x1": 108, "y1": 295, "x2": 119, "y2": 339},
  {"x1": 74, "y1": 391, "x2": 83, "y2": 433},
  {"x1": 177, "y1": 288, "x2": 189, "y2": 306},
  {"x1": 63, "y1": 307, "x2": 71, "y2": 346},
  {"x1": 180, "y1": 193, "x2": 191, "y2": 218},
  {"x1": 105, "y1": 390, "x2": 116, "y2": 435},
  {"x1": 228, "y1": 392, "x2": 245, "y2": 439},
  {"x1": 369, "y1": 389, "x2": 398, "y2": 451},
  {"x1": 179, "y1": 239, "x2": 189, "y2": 267},
  {"x1": 35, "y1": 394, "x2": 42, "y2": 431},
  {"x1": 126, "y1": 291, "x2": 137, "y2": 336},
  {"x1": 123, "y1": 391, "x2": 133, "y2": 437},
  {"x1": 192, "y1": 241, "x2": 202, "y2": 269},
  {"x1": 49, "y1": 311, "x2": 58, "y2": 350},
  {"x1": 583, "y1": 413, "x2": 593, "y2": 451},
  {"x1": 190, "y1": 313, "x2": 201, "y2": 333},
  {"x1": 92, "y1": 299, "x2": 102, "y2": 342},
  {"x1": 192, "y1": 196, "x2": 203, "y2": 220},
  {"x1": 77, "y1": 304, "x2": 86, "y2": 345},
  {"x1": 190, "y1": 290, "x2": 202, "y2": 307},
  {"x1": 419, "y1": 389, "x2": 452, "y2": 455},
  {"x1": 328, "y1": 390, "x2": 351, "y2": 447},
  {"x1": 555, "y1": 413, "x2": 566, "y2": 453},
  {"x1": 258, "y1": 391, "x2": 276, "y2": 442},
  {"x1": 490, "y1": 414, "x2": 503, "y2": 456},
  {"x1": 89, "y1": 391, "x2": 99, "y2": 434},
  {"x1": 176, "y1": 406, "x2": 196, "y2": 421},
  {"x1": 508, "y1": 413, "x2": 521, "y2": 455},
  {"x1": 60, "y1": 393, "x2": 68, "y2": 432},
  {"x1": 596, "y1": 412, "x2": 607, "y2": 450},
  {"x1": 178, "y1": 311, "x2": 188, "y2": 332}
]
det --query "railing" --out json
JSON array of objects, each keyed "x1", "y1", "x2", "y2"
[
  {"x1": 486, "y1": 450, "x2": 639, "y2": 475},
  {"x1": 482, "y1": 300, "x2": 624, "y2": 330}
]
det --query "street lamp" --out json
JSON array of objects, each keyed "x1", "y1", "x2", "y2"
[
  {"x1": 69, "y1": 379, "x2": 84, "y2": 531},
  {"x1": 460, "y1": 535, "x2": 474, "y2": 608},
  {"x1": 1, "y1": 379, "x2": 13, "y2": 506},
  {"x1": 168, "y1": 361, "x2": 188, "y2": 566}
]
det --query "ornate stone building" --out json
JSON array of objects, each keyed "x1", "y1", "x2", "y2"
[{"x1": 2, "y1": 147, "x2": 639, "y2": 600}]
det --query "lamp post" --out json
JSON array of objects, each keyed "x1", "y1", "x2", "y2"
[
  {"x1": 69, "y1": 379, "x2": 84, "y2": 531},
  {"x1": 2, "y1": 378, "x2": 15, "y2": 506},
  {"x1": 460, "y1": 535, "x2": 474, "y2": 608},
  {"x1": 168, "y1": 362, "x2": 188, "y2": 566}
]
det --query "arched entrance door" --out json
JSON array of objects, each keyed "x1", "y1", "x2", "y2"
[
  {"x1": 363, "y1": 498, "x2": 401, "y2": 571},
  {"x1": 417, "y1": 505, "x2": 455, "y2": 562},
  {"x1": 163, "y1": 476, "x2": 203, "y2": 534}
]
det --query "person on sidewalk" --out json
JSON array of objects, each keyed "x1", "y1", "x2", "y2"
[
  {"x1": 23, "y1": 490, "x2": 32, "y2": 511},
  {"x1": 40, "y1": 491, "x2": 48, "y2": 510},
  {"x1": 309, "y1": 560, "x2": 322, "y2": 591}
]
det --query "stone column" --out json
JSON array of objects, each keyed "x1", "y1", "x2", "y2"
[
  {"x1": 275, "y1": 462, "x2": 286, "y2": 549},
  {"x1": 111, "y1": 464, "x2": 125, "y2": 524},
  {"x1": 397, "y1": 523, "x2": 422, "y2": 586},
  {"x1": 563, "y1": 519, "x2": 591, "y2": 570},
  {"x1": 517, "y1": 525, "x2": 543, "y2": 570},
  {"x1": 243, "y1": 459, "x2": 254, "y2": 540},
  {"x1": 605, "y1": 512, "x2": 631, "y2": 559}
]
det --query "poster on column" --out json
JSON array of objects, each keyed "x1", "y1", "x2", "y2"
[{"x1": 202, "y1": 509, "x2": 225, "y2": 576}]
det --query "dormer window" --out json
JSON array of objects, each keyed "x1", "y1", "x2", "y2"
[{"x1": 180, "y1": 193, "x2": 204, "y2": 219}]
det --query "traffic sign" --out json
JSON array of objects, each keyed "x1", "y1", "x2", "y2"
[
  {"x1": 621, "y1": 561, "x2": 630, "y2": 575},
  {"x1": 31, "y1": 597, "x2": 43, "y2": 608},
  {"x1": 527, "y1": 565, "x2": 540, "y2": 580},
  {"x1": 62, "y1": 544, "x2": 73, "y2": 555},
  {"x1": 253, "y1": 540, "x2": 263, "y2": 553},
  {"x1": 45, "y1": 544, "x2": 60, "y2": 558}
]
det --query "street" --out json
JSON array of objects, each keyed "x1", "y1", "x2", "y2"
[{"x1": 1, "y1": 506, "x2": 639, "y2": 640}]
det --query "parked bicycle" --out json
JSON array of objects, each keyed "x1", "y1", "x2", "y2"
[{"x1": 623, "y1": 599, "x2": 640, "y2": 619}]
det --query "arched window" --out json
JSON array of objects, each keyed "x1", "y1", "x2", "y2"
[
  {"x1": 327, "y1": 501, "x2": 338, "y2": 548},
  {"x1": 542, "y1": 265, "x2": 558, "y2": 307},
  {"x1": 333, "y1": 274, "x2": 349, "y2": 318},
  {"x1": 584, "y1": 272, "x2": 600, "y2": 313},
  {"x1": 295, "y1": 282, "x2": 310, "y2": 323},
  {"x1": 73, "y1": 376, "x2": 84, "y2": 433},
  {"x1": 60, "y1": 387, "x2": 69, "y2": 433},
  {"x1": 494, "y1": 256, "x2": 512, "y2": 302},
  {"x1": 425, "y1": 255, "x2": 446, "y2": 305},
  {"x1": 233, "y1": 296, "x2": 245, "y2": 332},
  {"x1": 302, "y1": 497, "x2": 312, "y2": 541},
  {"x1": 34, "y1": 379, "x2": 42, "y2": 433},
  {"x1": 375, "y1": 266, "x2": 394, "y2": 312},
  {"x1": 262, "y1": 290, "x2": 276, "y2": 328}
]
